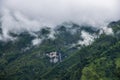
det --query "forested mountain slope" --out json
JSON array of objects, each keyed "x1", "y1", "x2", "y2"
[
  {"x1": 41, "y1": 21, "x2": 120, "y2": 80},
  {"x1": 0, "y1": 21, "x2": 120, "y2": 80}
]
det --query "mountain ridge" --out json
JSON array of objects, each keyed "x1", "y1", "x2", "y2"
[{"x1": 0, "y1": 21, "x2": 120, "y2": 80}]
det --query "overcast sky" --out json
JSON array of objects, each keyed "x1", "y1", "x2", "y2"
[{"x1": 0, "y1": 0, "x2": 120, "y2": 35}]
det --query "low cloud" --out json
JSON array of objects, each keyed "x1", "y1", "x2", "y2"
[
  {"x1": 78, "y1": 31, "x2": 97, "y2": 46},
  {"x1": 0, "y1": 0, "x2": 120, "y2": 40},
  {"x1": 32, "y1": 38, "x2": 42, "y2": 46}
]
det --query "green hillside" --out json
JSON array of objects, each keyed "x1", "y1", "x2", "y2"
[{"x1": 0, "y1": 21, "x2": 120, "y2": 80}]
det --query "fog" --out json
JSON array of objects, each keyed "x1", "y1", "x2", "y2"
[{"x1": 0, "y1": 0, "x2": 120, "y2": 40}]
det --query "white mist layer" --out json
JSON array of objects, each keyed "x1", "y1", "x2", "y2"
[
  {"x1": 0, "y1": 0, "x2": 120, "y2": 41},
  {"x1": 32, "y1": 38, "x2": 42, "y2": 46},
  {"x1": 78, "y1": 31, "x2": 97, "y2": 46}
]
